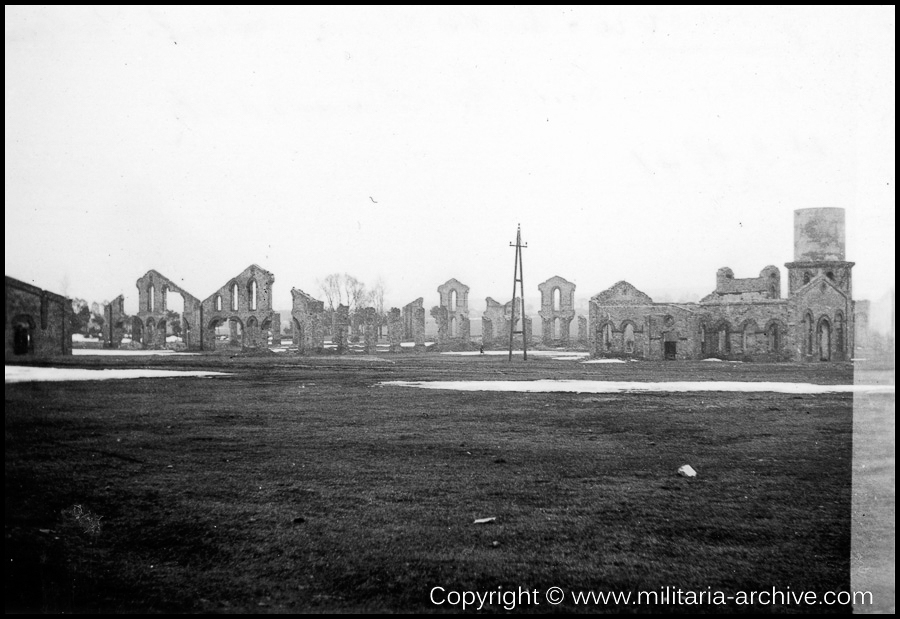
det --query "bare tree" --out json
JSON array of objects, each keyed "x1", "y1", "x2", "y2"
[{"x1": 318, "y1": 273, "x2": 344, "y2": 310}]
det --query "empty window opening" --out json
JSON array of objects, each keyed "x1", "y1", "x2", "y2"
[
  {"x1": 148, "y1": 285, "x2": 155, "y2": 312},
  {"x1": 449, "y1": 290, "x2": 457, "y2": 312},
  {"x1": 449, "y1": 316, "x2": 457, "y2": 337},
  {"x1": 767, "y1": 323, "x2": 781, "y2": 353},
  {"x1": 215, "y1": 295, "x2": 223, "y2": 311},
  {"x1": 12, "y1": 315, "x2": 35, "y2": 355},
  {"x1": 818, "y1": 318, "x2": 831, "y2": 361},
  {"x1": 231, "y1": 283, "x2": 239, "y2": 311},
  {"x1": 664, "y1": 341, "x2": 677, "y2": 360},
  {"x1": 249, "y1": 280, "x2": 258, "y2": 311},
  {"x1": 552, "y1": 288, "x2": 561, "y2": 311},
  {"x1": 624, "y1": 323, "x2": 635, "y2": 353},
  {"x1": 602, "y1": 324, "x2": 613, "y2": 351},
  {"x1": 826, "y1": 271, "x2": 835, "y2": 281},
  {"x1": 835, "y1": 313, "x2": 844, "y2": 354}
]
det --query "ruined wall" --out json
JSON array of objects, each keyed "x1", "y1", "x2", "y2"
[
  {"x1": 388, "y1": 308, "x2": 403, "y2": 353},
  {"x1": 577, "y1": 316, "x2": 588, "y2": 346},
  {"x1": 135, "y1": 270, "x2": 202, "y2": 350},
  {"x1": 787, "y1": 276, "x2": 854, "y2": 362},
  {"x1": 291, "y1": 288, "x2": 326, "y2": 354},
  {"x1": 481, "y1": 297, "x2": 509, "y2": 346},
  {"x1": 199, "y1": 264, "x2": 277, "y2": 351},
  {"x1": 363, "y1": 307, "x2": 378, "y2": 354},
  {"x1": 5, "y1": 276, "x2": 72, "y2": 359},
  {"x1": 333, "y1": 304, "x2": 349, "y2": 354},
  {"x1": 436, "y1": 279, "x2": 470, "y2": 344},
  {"x1": 103, "y1": 295, "x2": 126, "y2": 349},
  {"x1": 402, "y1": 298, "x2": 426, "y2": 351},
  {"x1": 707, "y1": 266, "x2": 781, "y2": 300},
  {"x1": 537, "y1": 276, "x2": 576, "y2": 344}
]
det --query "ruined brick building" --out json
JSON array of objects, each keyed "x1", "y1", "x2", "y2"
[
  {"x1": 5, "y1": 276, "x2": 72, "y2": 359},
  {"x1": 588, "y1": 208, "x2": 859, "y2": 361},
  {"x1": 431, "y1": 279, "x2": 471, "y2": 345}
]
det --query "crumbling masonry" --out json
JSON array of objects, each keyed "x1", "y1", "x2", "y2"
[
  {"x1": 103, "y1": 295, "x2": 126, "y2": 349},
  {"x1": 135, "y1": 270, "x2": 202, "y2": 350},
  {"x1": 5, "y1": 276, "x2": 72, "y2": 359},
  {"x1": 588, "y1": 208, "x2": 857, "y2": 362},
  {"x1": 401, "y1": 297, "x2": 426, "y2": 351},
  {"x1": 291, "y1": 288, "x2": 326, "y2": 354},
  {"x1": 433, "y1": 279, "x2": 470, "y2": 345},
  {"x1": 538, "y1": 276, "x2": 576, "y2": 345},
  {"x1": 199, "y1": 265, "x2": 279, "y2": 351}
]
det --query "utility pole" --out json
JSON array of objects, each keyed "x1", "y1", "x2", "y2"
[{"x1": 508, "y1": 224, "x2": 528, "y2": 361}]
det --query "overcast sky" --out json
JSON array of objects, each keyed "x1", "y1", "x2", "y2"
[{"x1": 5, "y1": 6, "x2": 895, "y2": 320}]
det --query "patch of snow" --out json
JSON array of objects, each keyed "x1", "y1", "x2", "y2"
[
  {"x1": 400, "y1": 341, "x2": 436, "y2": 347},
  {"x1": 581, "y1": 359, "x2": 627, "y2": 364},
  {"x1": 6, "y1": 366, "x2": 228, "y2": 383},
  {"x1": 72, "y1": 349, "x2": 200, "y2": 356},
  {"x1": 71, "y1": 334, "x2": 99, "y2": 342},
  {"x1": 269, "y1": 347, "x2": 288, "y2": 353},
  {"x1": 442, "y1": 350, "x2": 589, "y2": 357},
  {"x1": 702, "y1": 358, "x2": 724, "y2": 362},
  {"x1": 380, "y1": 379, "x2": 894, "y2": 395},
  {"x1": 165, "y1": 335, "x2": 182, "y2": 343}
]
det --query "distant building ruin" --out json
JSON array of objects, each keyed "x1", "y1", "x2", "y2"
[
  {"x1": 433, "y1": 279, "x2": 470, "y2": 345},
  {"x1": 199, "y1": 265, "x2": 279, "y2": 351},
  {"x1": 102, "y1": 295, "x2": 126, "y2": 349},
  {"x1": 537, "y1": 276, "x2": 576, "y2": 345},
  {"x1": 401, "y1": 297, "x2": 426, "y2": 351},
  {"x1": 5, "y1": 276, "x2": 72, "y2": 359},
  {"x1": 589, "y1": 208, "x2": 859, "y2": 361},
  {"x1": 291, "y1": 288, "x2": 326, "y2": 354},
  {"x1": 134, "y1": 270, "x2": 202, "y2": 350}
]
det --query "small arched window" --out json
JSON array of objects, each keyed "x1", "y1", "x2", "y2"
[
  {"x1": 215, "y1": 295, "x2": 222, "y2": 311},
  {"x1": 249, "y1": 280, "x2": 258, "y2": 311},
  {"x1": 148, "y1": 285, "x2": 155, "y2": 312},
  {"x1": 231, "y1": 283, "x2": 239, "y2": 311},
  {"x1": 552, "y1": 288, "x2": 561, "y2": 311}
]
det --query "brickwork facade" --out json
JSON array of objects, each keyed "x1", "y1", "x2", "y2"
[
  {"x1": 199, "y1": 265, "x2": 279, "y2": 351},
  {"x1": 291, "y1": 288, "x2": 326, "y2": 354},
  {"x1": 588, "y1": 209, "x2": 857, "y2": 362},
  {"x1": 537, "y1": 276, "x2": 576, "y2": 344},
  {"x1": 5, "y1": 276, "x2": 72, "y2": 359},
  {"x1": 135, "y1": 270, "x2": 202, "y2": 350}
]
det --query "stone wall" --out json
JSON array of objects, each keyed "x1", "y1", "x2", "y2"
[
  {"x1": 135, "y1": 270, "x2": 202, "y2": 350},
  {"x1": 537, "y1": 276, "x2": 576, "y2": 344},
  {"x1": 103, "y1": 295, "x2": 126, "y2": 348},
  {"x1": 5, "y1": 276, "x2": 72, "y2": 359},
  {"x1": 435, "y1": 279, "x2": 470, "y2": 344},
  {"x1": 199, "y1": 264, "x2": 278, "y2": 351},
  {"x1": 334, "y1": 304, "x2": 349, "y2": 354},
  {"x1": 363, "y1": 306, "x2": 378, "y2": 354},
  {"x1": 291, "y1": 287, "x2": 326, "y2": 354},
  {"x1": 401, "y1": 297, "x2": 426, "y2": 351},
  {"x1": 388, "y1": 308, "x2": 402, "y2": 353}
]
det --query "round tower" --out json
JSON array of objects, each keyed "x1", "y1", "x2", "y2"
[
  {"x1": 785, "y1": 207, "x2": 854, "y2": 297},
  {"x1": 793, "y1": 207, "x2": 845, "y2": 261}
]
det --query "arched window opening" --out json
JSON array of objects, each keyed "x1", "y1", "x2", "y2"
[
  {"x1": 12, "y1": 315, "x2": 34, "y2": 355},
  {"x1": 835, "y1": 312, "x2": 845, "y2": 355},
  {"x1": 552, "y1": 288, "x2": 561, "y2": 311},
  {"x1": 624, "y1": 323, "x2": 635, "y2": 353},
  {"x1": 449, "y1": 316, "x2": 457, "y2": 337},
  {"x1": 215, "y1": 295, "x2": 222, "y2": 311},
  {"x1": 449, "y1": 290, "x2": 457, "y2": 312},
  {"x1": 818, "y1": 318, "x2": 832, "y2": 361},
  {"x1": 826, "y1": 271, "x2": 835, "y2": 281},
  {"x1": 231, "y1": 283, "x2": 239, "y2": 311},
  {"x1": 802, "y1": 272, "x2": 812, "y2": 285},
  {"x1": 249, "y1": 280, "x2": 258, "y2": 311},
  {"x1": 148, "y1": 285, "x2": 155, "y2": 312},
  {"x1": 602, "y1": 323, "x2": 613, "y2": 351},
  {"x1": 767, "y1": 323, "x2": 780, "y2": 353},
  {"x1": 805, "y1": 313, "x2": 815, "y2": 355}
]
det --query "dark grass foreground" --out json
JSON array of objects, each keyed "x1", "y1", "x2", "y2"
[{"x1": 6, "y1": 356, "x2": 853, "y2": 613}]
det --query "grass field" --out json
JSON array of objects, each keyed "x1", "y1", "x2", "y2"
[{"x1": 5, "y1": 354, "x2": 863, "y2": 612}]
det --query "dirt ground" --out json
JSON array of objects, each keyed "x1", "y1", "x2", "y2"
[{"x1": 4, "y1": 353, "x2": 889, "y2": 613}]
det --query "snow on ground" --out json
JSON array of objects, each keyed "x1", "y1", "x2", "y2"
[
  {"x1": 441, "y1": 350, "x2": 588, "y2": 357},
  {"x1": 6, "y1": 366, "x2": 228, "y2": 383},
  {"x1": 381, "y1": 379, "x2": 894, "y2": 394},
  {"x1": 401, "y1": 342, "x2": 435, "y2": 347},
  {"x1": 580, "y1": 359, "x2": 627, "y2": 364},
  {"x1": 72, "y1": 349, "x2": 200, "y2": 356}
]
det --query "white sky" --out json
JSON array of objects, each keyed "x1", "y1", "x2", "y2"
[{"x1": 5, "y1": 6, "x2": 895, "y2": 319}]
